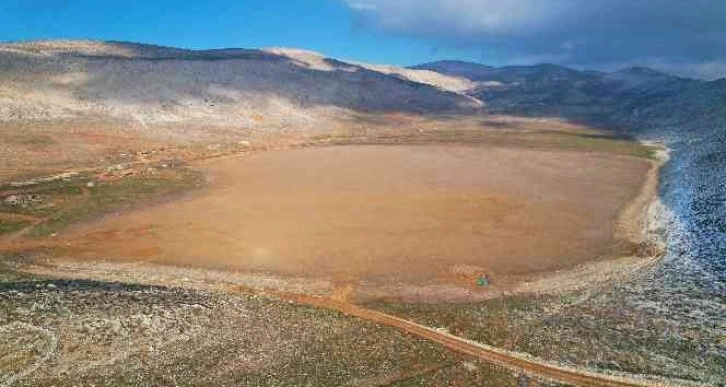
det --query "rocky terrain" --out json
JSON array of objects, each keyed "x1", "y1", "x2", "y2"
[
  {"x1": 1, "y1": 39, "x2": 724, "y2": 386},
  {"x1": 410, "y1": 59, "x2": 726, "y2": 385},
  {"x1": 1, "y1": 276, "x2": 534, "y2": 387},
  {"x1": 0, "y1": 41, "x2": 476, "y2": 124}
]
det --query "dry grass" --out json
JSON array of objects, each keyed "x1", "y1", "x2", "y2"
[{"x1": 0, "y1": 277, "x2": 528, "y2": 386}]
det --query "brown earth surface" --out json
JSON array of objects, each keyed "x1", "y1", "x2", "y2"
[{"x1": 54, "y1": 144, "x2": 651, "y2": 299}]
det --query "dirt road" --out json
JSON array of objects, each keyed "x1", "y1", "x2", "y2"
[
  {"x1": 263, "y1": 289, "x2": 679, "y2": 387},
  {"x1": 17, "y1": 258, "x2": 680, "y2": 386}
]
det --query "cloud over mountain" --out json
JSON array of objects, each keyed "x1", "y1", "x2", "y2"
[{"x1": 343, "y1": 0, "x2": 726, "y2": 79}]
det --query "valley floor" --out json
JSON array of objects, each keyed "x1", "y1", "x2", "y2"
[
  {"x1": 3, "y1": 116, "x2": 708, "y2": 386},
  {"x1": 52, "y1": 143, "x2": 651, "y2": 303}
]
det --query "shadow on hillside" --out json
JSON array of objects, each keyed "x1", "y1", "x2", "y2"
[{"x1": 58, "y1": 42, "x2": 480, "y2": 116}]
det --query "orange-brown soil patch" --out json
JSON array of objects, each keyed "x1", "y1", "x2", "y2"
[{"x1": 56, "y1": 145, "x2": 650, "y2": 293}]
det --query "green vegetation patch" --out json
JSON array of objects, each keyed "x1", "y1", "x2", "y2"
[
  {"x1": 29, "y1": 168, "x2": 204, "y2": 237},
  {"x1": 328, "y1": 129, "x2": 658, "y2": 160},
  {"x1": 0, "y1": 219, "x2": 29, "y2": 235},
  {"x1": 0, "y1": 165, "x2": 204, "y2": 238},
  {"x1": 521, "y1": 131, "x2": 659, "y2": 159}
]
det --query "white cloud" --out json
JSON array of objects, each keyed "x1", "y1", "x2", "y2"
[{"x1": 343, "y1": 0, "x2": 726, "y2": 79}]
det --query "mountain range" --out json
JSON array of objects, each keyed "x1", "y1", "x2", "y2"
[
  {"x1": 2, "y1": 40, "x2": 724, "y2": 139},
  {"x1": 1, "y1": 40, "x2": 723, "y2": 386},
  {"x1": 0, "y1": 40, "x2": 475, "y2": 133},
  {"x1": 412, "y1": 60, "x2": 726, "y2": 134}
]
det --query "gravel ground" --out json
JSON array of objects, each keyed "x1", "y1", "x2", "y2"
[
  {"x1": 375, "y1": 281, "x2": 723, "y2": 386},
  {"x1": 0, "y1": 277, "x2": 532, "y2": 387}
]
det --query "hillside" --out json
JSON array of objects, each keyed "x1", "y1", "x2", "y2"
[
  {"x1": 0, "y1": 41, "x2": 477, "y2": 126},
  {"x1": 411, "y1": 60, "x2": 726, "y2": 131},
  {"x1": 415, "y1": 58, "x2": 726, "y2": 385}
]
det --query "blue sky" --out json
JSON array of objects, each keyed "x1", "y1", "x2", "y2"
[
  {"x1": 2, "y1": 0, "x2": 725, "y2": 78},
  {"x1": 0, "y1": 0, "x2": 483, "y2": 67}
]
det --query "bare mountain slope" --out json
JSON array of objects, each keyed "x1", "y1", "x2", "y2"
[
  {"x1": 0, "y1": 40, "x2": 478, "y2": 126},
  {"x1": 356, "y1": 62, "x2": 477, "y2": 94}
]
